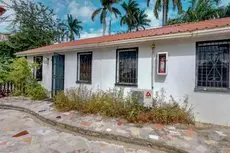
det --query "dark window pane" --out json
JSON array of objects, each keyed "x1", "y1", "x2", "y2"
[
  {"x1": 117, "y1": 48, "x2": 138, "y2": 84},
  {"x1": 78, "y1": 53, "x2": 92, "y2": 82},
  {"x1": 34, "y1": 56, "x2": 43, "y2": 81},
  {"x1": 196, "y1": 41, "x2": 229, "y2": 88}
]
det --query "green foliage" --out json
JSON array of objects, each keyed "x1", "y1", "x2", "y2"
[
  {"x1": 91, "y1": 0, "x2": 121, "y2": 35},
  {"x1": 54, "y1": 86, "x2": 194, "y2": 124},
  {"x1": 147, "y1": 0, "x2": 183, "y2": 26},
  {"x1": 167, "y1": 0, "x2": 229, "y2": 25},
  {"x1": 1, "y1": 0, "x2": 62, "y2": 53},
  {"x1": 26, "y1": 81, "x2": 48, "y2": 100},
  {"x1": 7, "y1": 58, "x2": 34, "y2": 87},
  {"x1": 0, "y1": 57, "x2": 12, "y2": 83},
  {"x1": 121, "y1": 0, "x2": 150, "y2": 32},
  {"x1": 59, "y1": 14, "x2": 83, "y2": 41},
  {"x1": 0, "y1": 41, "x2": 14, "y2": 58},
  {"x1": 7, "y1": 58, "x2": 48, "y2": 100}
]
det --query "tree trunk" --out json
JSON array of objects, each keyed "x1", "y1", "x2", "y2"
[
  {"x1": 162, "y1": 0, "x2": 168, "y2": 26},
  {"x1": 70, "y1": 30, "x2": 74, "y2": 41},
  {"x1": 108, "y1": 19, "x2": 112, "y2": 35},
  {"x1": 103, "y1": 18, "x2": 107, "y2": 36}
]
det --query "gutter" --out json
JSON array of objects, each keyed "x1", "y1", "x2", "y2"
[{"x1": 16, "y1": 26, "x2": 230, "y2": 56}]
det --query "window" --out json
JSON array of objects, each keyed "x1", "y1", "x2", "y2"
[
  {"x1": 77, "y1": 52, "x2": 92, "y2": 83},
  {"x1": 196, "y1": 40, "x2": 230, "y2": 90},
  {"x1": 34, "y1": 56, "x2": 43, "y2": 81},
  {"x1": 116, "y1": 48, "x2": 138, "y2": 86}
]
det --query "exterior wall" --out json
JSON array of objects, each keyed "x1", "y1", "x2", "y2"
[
  {"x1": 153, "y1": 34, "x2": 230, "y2": 126},
  {"x1": 28, "y1": 33, "x2": 230, "y2": 126},
  {"x1": 27, "y1": 54, "x2": 53, "y2": 97},
  {"x1": 64, "y1": 42, "x2": 153, "y2": 95}
]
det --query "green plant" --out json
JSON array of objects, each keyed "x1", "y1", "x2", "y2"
[
  {"x1": 26, "y1": 81, "x2": 48, "y2": 100},
  {"x1": 54, "y1": 86, "x2": 194, "y2": 124},
  {"x1": 7, "y1": 57, "x2": 48, "y2": 100},
  {"x1": 59, "y1": 14, "x2": 83, "y2": 41},
  {"x1": 91, "y1": 0, "x2": 121, "y2": 35}
]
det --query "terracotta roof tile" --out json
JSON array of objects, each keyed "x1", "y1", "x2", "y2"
[{"x1": 17, "y1": 17, "x2": 230, "y2": 55}]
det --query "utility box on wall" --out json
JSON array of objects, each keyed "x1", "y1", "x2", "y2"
[
  {"x1": 143, "y1": 90, "x2": 153, "y2": 108},
  {"x1": 130, "y1": 89, "x2": 153, "y2": 108},
  {"x1": 157, "y1": 52, "x2": 168, "y2": 75}
]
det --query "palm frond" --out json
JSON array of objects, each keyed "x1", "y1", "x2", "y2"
[
  {"x1": 154, "y1": 0, "x2": 161, "y2": 19},
  {"x1": 112, "y1": 7, "x2": 121, "y2": 18},
  {"x1": 91, "y1": 8, "x2": 102, "y2": 21}
]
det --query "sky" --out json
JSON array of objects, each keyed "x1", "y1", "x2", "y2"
[{"x1": 0, "y1": 0, "x2": 230, "y2": 39}]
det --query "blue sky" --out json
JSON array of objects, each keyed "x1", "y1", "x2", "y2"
[{"x1": 0, "y1": 0, "x2": 230, "y2": 38}]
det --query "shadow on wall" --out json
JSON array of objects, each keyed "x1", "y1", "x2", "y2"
[{"x1": 153, "y1": 88, "x2": 190, "y2": 107}]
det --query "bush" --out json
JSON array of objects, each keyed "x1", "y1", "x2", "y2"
[
  {"x1": 54, "y1": 86, "x2": 194, "y2": 125},
  {"x1": 26, "y1": 81, "x2": 48, "y2": 100},
  {"x1": 6, "y1": 58, "x2": 48, "y2": 100}
]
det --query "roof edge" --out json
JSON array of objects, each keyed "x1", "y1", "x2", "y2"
[{"x1": 16, "y1": 26, "x2": 230, "y2": 56}]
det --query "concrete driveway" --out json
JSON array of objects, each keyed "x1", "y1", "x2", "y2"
[{"x1": 0, "y1": 110, "x2": 165, "y2": 153}]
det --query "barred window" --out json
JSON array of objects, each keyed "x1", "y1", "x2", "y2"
[
  {"x1": 77, "y1": 52, "x2": 92, "y2": 83},
  {"x1": 116, "y1": 48, "x2": 138, "y2": 86},
  {"x1": 196, "y1": 40, "x2": 230, "y2": 89},
  {"x1": 34, "y1": 56, "x2": 43, "y2": 81}
]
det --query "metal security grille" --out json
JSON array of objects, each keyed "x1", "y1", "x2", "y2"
[
  {"x1": 196, "y1": 40, "x2": 230, "y2": 88},
  {"x1": 117, "y1": 48, "x2": 138, "y2": 85},
  {"x1": 78, "y1": 53, "x2": 92, "y2": 83},
  {"x1": 34, "y1": 56, "x2": 43, "y2": 81}
]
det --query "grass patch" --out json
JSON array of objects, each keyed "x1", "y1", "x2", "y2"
[{"x1": 54, "y1": 86, "x2": 194, "y2": 124}]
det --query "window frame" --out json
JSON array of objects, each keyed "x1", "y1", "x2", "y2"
[
  {"x1": 195, "y1": 39, "x2": 230, "y2": 93},
  {"x1": 115, "y1": 47, "x2": 138, "y2": 87},
  {"x1": 33, "y1": 56, "x2": 43, "y2": 82},
  {"x1": 76, "y1": 52, "x2": 93, "y2": 84}
]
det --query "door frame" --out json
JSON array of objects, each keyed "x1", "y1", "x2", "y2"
[{"x1": 51, "y1": 53, "x2": 65, "y2": 97}]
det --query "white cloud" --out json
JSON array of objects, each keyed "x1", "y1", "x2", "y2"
[
  {"x1": 80, "y1": 28, "x2": 103, "y2": 39},
  {"x1": 145, "y1": 8, "x2": 162, "y2": 28},
  {"x1": 68, "y1": 0, "x2": 96, "y2": 22}
]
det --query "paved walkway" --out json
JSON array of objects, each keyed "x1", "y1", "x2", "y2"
[
  {"x1": 0, "y1": 97, "x2": 230, "y2": 153},
  {"x1": 0, "y1": 109, "x2": 161, "y2": 153}
]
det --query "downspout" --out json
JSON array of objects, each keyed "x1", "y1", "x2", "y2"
[{"x1": 151, "y1": 43, "x2": 156, "y2": 91}]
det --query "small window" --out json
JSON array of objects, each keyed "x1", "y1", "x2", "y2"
[
  {"x1": 116, "y1": 48, "x2": 138, "y2": 86},
  {"x1": 196, "y1": 40, "x2": 230, "y2": 90},
  {"x1": 34, "y1": 56, "x2": 43, "y2": 81},
  {"x1": 77, "y1": 52, "x2": 92, "y2": 83}
]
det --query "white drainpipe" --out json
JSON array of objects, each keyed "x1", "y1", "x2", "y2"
[{"x1": 151, "y1": 43, "x2": 156, "y2": 91}]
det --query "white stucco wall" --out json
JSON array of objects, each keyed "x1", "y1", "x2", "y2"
[
  {"x1": 28, "y1": 33, "x2": 230, "y2": 126},
  {"x1": 27, "y1": 54, "x2": 53, "y2": 97},
  {"x1": 64, "y1": 42, "x2": 153, "y2": 94},
  {"x1": 153, "y1": 34, "x2": 230, "y2": 126}
]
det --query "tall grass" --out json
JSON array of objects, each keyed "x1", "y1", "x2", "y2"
[{"x1": 54, "y1": 86, "x2": 194, "y2": 124}]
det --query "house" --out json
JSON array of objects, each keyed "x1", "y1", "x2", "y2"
[{"x1": 16, "y1": 17, "x2": 230, "y2": 126}]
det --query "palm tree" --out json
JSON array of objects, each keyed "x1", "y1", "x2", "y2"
[
  {"x1": 167, "y1": 0, "x2": 222, "y2": 25},
  {"x1": 146, "y1": 0, "x2": 183, "y2": 26},
  {"x1": 134, "y1": 10, "x2": 151, "y2": 31},
  {"x1": 120, "y1": 0, "x2": 139, "y2": 32},
  {"x1": 217, "y1": 4, "x2": 230, "y2": 18},
  {"x1": 59, "y1": 14, "x2": 83, "y2": 41},
  {"x1": 91, "y1": 0, "x2": 121, "y2": 35}
]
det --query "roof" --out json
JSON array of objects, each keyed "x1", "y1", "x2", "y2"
[{"x1": 17, "y1": 17, "x2": 230, "y2": 55}]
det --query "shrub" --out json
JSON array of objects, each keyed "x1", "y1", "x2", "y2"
[
  {"x1": 6, "y1": 58, "x2": 48, "y2": 100},
  {"x1": 26, "y1": 81, "x2": 48, "y2": 100},
  {"x1": 54, "y1": 86, "x2": 194, "y2": 125}
]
